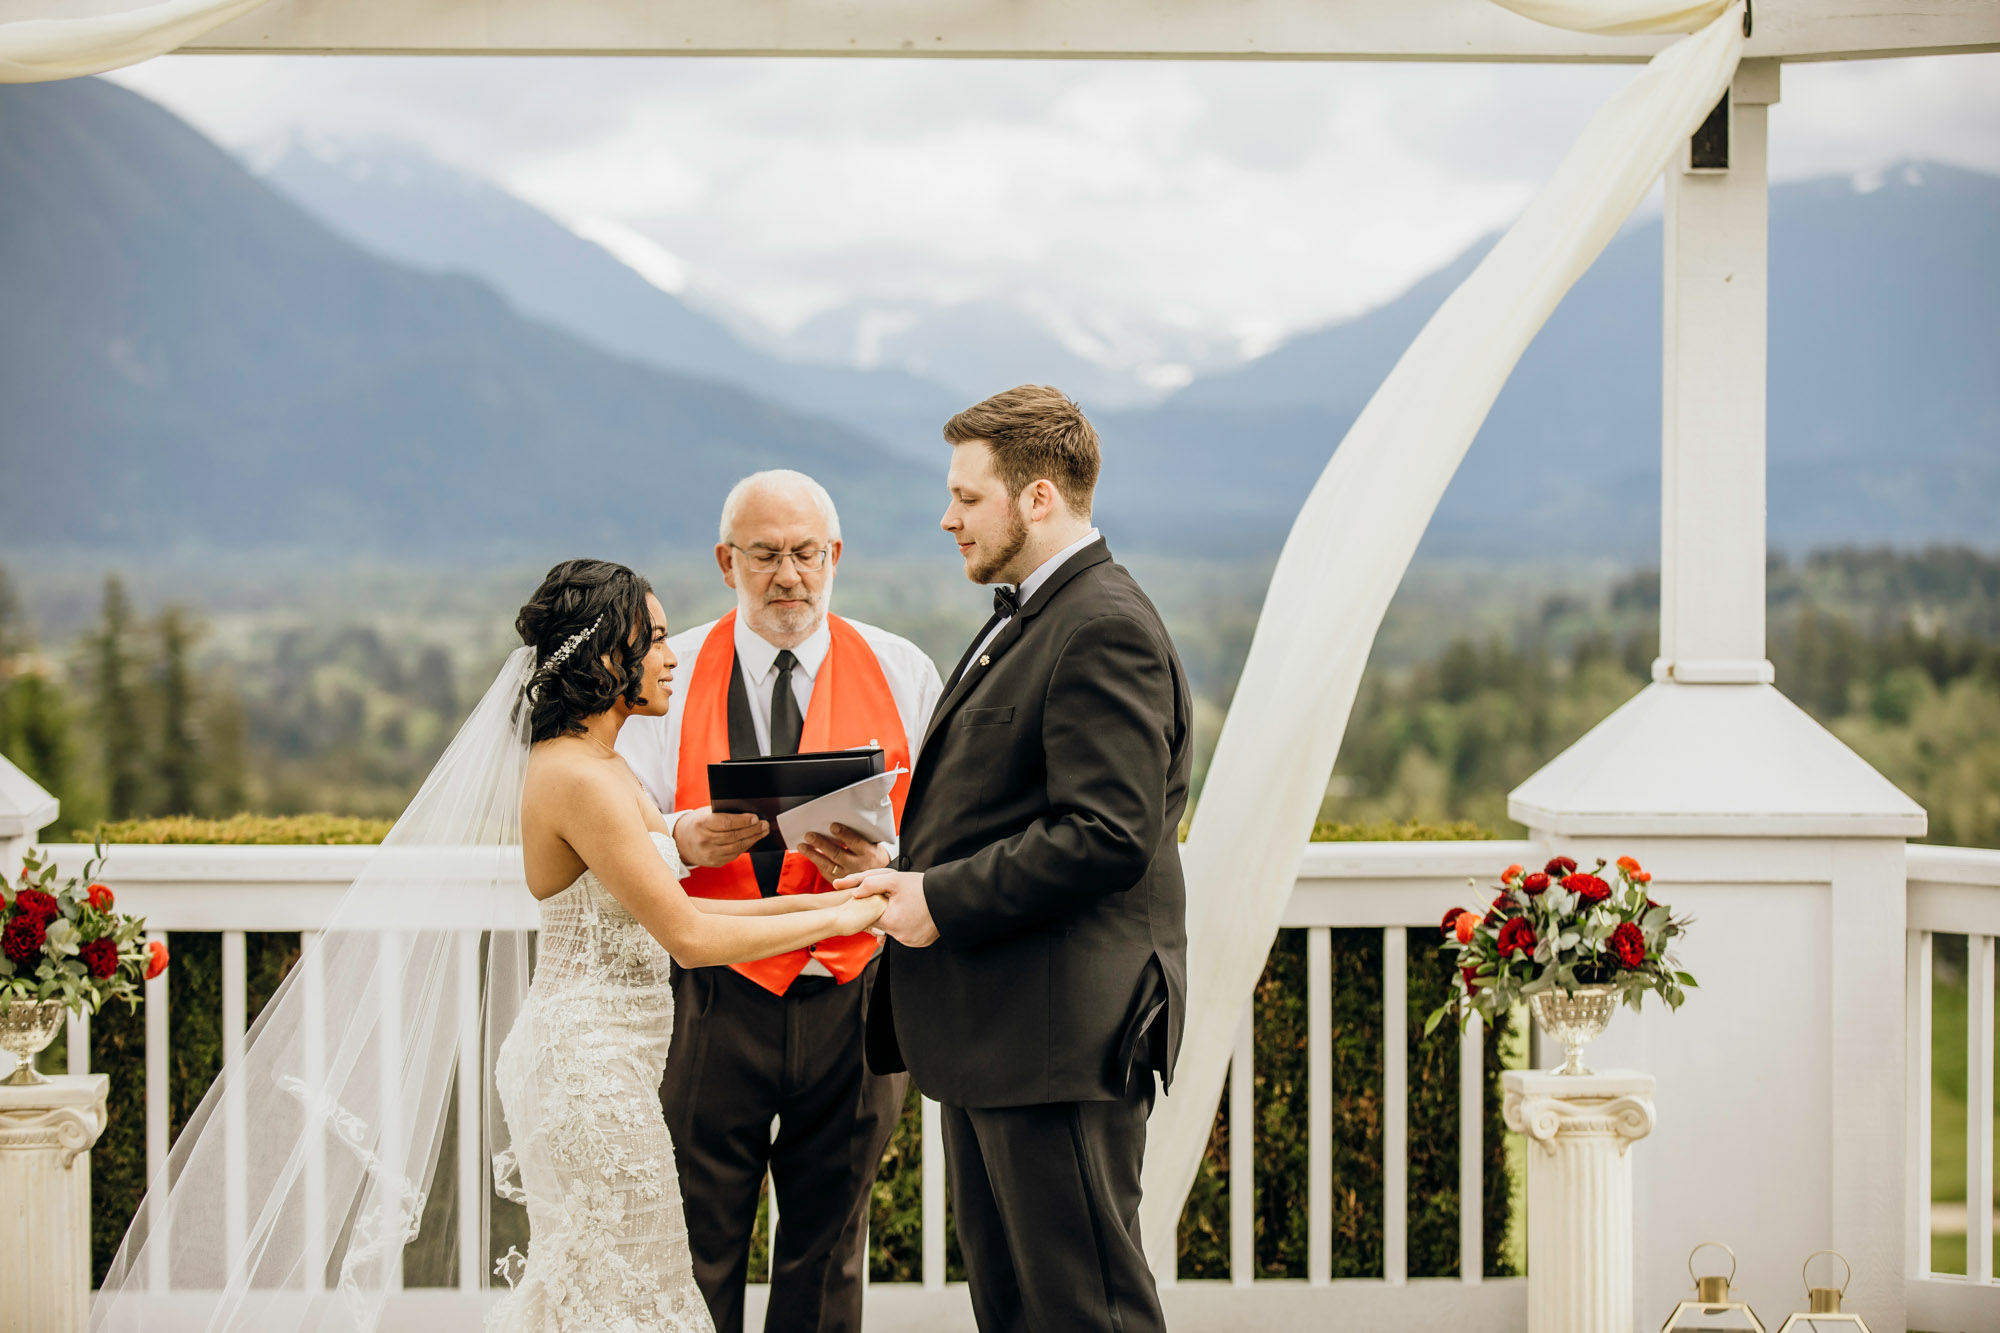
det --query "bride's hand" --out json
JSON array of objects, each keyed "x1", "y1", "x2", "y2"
[{"x1": 832, "y1": 893, "x2": 887, "y2": 936}]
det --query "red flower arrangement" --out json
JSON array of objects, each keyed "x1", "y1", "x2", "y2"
[
  {"x1": 2, "y1": 844, "x2": 164, "y2": 1017},
  {"x1": 1427, "y1": 854, "x2": 1696, "y2": 1034}
]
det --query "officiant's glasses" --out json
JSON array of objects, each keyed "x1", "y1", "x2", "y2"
[{"x1": 731, "y1": 544, "x2": 831, "y2": 573}]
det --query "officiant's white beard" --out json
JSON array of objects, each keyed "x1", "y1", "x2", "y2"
[{"x1": 739, "y1": 576, "x2": 825, "y2": 646}]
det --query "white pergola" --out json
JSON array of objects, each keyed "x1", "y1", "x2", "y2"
[{"x1": 4, "y1": 2, "x2": 1997, "y2": 1331}]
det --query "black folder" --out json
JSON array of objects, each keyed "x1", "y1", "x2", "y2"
[{"x1": 710, "y1": 748, "x2": 885, "y2": 854}]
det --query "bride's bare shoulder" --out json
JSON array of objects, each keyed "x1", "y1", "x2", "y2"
[{"x1": 527, "y1": 738, "x2": 636, "y2": 812}]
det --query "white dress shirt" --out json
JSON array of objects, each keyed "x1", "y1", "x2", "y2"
[{"x1": 971, "y1": 526, "x2": 1101, "y2": 663}]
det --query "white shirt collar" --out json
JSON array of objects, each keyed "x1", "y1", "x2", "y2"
[
  {"x1": 1007, "y1": 527, "x2": 1101, "y2": 608},
  {"x1": 733, "y1": 614, "x2": 831, "y2": 685}
]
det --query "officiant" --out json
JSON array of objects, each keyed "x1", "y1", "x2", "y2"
[{"x1": 617, "y1": 469, "x2": 942, "y2": 1333}]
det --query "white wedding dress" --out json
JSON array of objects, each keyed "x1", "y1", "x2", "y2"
[{"x1": 488, "y1": 830, "x2": 714, "y2": 1333}]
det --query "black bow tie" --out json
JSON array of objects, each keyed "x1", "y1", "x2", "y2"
[{"x1": 992, "y1": 585, "x2": 1020, "y2": 618}]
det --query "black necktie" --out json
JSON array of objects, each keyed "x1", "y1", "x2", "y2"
[
  {"x1": 769, "y1": 650, "x2": 803, "y2": 756},
  {"x1": 993, "y1": 584, "x2": 1020, "y2": 618}
]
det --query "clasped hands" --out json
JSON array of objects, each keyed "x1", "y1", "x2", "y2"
[{"x1": 833, "y1": 869, "x2": 938, "y2": 948}]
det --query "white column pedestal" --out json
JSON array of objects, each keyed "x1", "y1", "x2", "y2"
[
  {"x1": 1504, "y1": 1069, "x2": 1657, "y2": 1333},
  {"x1": 1, "y1": 1074, "x2": 110, "y2": 1333}
]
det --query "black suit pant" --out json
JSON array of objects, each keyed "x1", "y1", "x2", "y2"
[
  {"x1": 941, "y1": 1072, "x2": 1165, "y2": 1333},
  {"x1": 660, "y1": 957, "x2": 906, "y2": 1333}
]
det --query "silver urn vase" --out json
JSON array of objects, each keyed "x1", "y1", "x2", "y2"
[
  {"x1": 0, "y1": 998, "x2": 67, "y2": 1085},
  {"x1": 1529, "y1": 984, "x2": 1619, "y2": 1076}
]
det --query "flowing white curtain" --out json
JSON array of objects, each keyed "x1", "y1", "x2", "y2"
[
  {"x1": 1139, "y1": 0, "x2": 1748, "y2": 1265},
  {"x1": 0, "y1": 0, "x2": 269, "y2": 82}
]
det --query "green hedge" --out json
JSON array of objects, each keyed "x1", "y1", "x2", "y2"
[{"x1": 72, "y1": 816, "x2": 1516, "y2": 1285}]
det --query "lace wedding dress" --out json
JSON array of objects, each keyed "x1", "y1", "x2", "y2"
[{"x1": 488, "y1": 830, "x2": 714, "y2": 1333}]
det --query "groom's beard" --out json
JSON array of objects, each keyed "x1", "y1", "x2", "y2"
[
  {"x1": 966, "y1": 502, "x2": 1030, "y2": 586},
  {"x1": 741, "y1": 579, "x2": 822, "y2": 641}
]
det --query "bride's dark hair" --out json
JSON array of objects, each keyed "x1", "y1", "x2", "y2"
[{"x1": 516, "y1": 558, "x2": 656, "y2": 743}]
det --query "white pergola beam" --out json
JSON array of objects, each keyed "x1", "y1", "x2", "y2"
[{"x1": 179, "y1": 0, "x2": 2000, "y2": 63}]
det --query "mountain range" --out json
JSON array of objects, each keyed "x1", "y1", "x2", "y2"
[{"x1": 3, "y1": 77, "x2": 1994, "y2": 566}]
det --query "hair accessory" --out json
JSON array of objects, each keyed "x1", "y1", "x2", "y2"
[{"x1": 527, "y1": 614, "x2": 604, "y2": 704}]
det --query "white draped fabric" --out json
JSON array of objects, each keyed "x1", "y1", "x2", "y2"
[
  {"x1": 0, "y1": 0, "x2": 268, "y2": 82},
  {"x1": 1139, "y1": 0, "x2": 1748, "y2": 1264}
]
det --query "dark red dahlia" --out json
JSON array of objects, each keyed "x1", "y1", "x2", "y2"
[
  {"x1": 12, "y1": 888, "x2": 58, "y2": 921},
  {"x1": 1521, "y1": 872, "x2": 1551, "y2": 894},
  {"x1": 1609, "y1": 922, "x2": 1646, "y2": 970},
  {"x1": 2, "y1": 913, "x2": 47, "y2": 963},
  {"x1": 1441, "y1": 907, "x2": 1466, "y2": 936},
  {"x1": 1496, "y1": 916, "x2": 1537, "y2": 959},
  {"x1": 1563, "y1": 872, "x2": 1612, "y2": 903},
  {"x1": 1545, "y1": 856, "x2": 1578, "y2": 876},
  {"x1": 1461, "y1": 965, "x2": 1481, "y2": 995},
  {"x1": 79, "y1": 936, "x2": 119, "y2": 980}
]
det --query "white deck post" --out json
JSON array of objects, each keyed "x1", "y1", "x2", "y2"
[{"x1": 1510, "y1": 57, "x2": 1926, "y2": 1333}]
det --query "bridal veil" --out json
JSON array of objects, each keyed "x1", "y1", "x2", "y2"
[{"x1": 91, "y1": 647, "x2": 541, "y2": 1332}]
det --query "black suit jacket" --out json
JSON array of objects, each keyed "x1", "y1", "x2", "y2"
[{"x1": 867, "y1": 538, "x2": 1192, "y2": 1107}]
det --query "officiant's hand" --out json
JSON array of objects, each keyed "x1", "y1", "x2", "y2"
[
  {"x1": 838, "y1": 870, "x2": 938, "y2": 948},
  {"x1": 796, "y1": 823, "x2": 891, "y2": 881},
  {"x1": 674, "y1": 807, "x2": 768, "y2": 868}
]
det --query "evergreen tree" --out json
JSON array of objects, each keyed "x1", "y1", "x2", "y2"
[
  {"x1": 202, "y1": 672, "x2": 250, "y2": 815},
  {"x1": 0, "y1": 568, "x2": 87, "y2": 828},
  {"x1": 94, "y1": 576, "x2": 147, "y2": 820},
  {"x1": 156, "y1": 607, "x2": 201, "y2": 815}
]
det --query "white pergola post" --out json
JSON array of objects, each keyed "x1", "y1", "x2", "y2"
[
  {"x1": 1510, "y1": 58, "x2": 1928, "y2": 1333},
  {"x1": 1657, "y1": 60, "x2": 1779, "y2": 687}
]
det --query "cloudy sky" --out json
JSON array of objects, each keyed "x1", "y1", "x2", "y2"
[{"x1": 109, "y1": 49, "x2": 2000, "y2": 364}]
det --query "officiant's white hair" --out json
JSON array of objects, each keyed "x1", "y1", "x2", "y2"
[{"x1": 719, "y1": 469, "x2": 843, "y2": 545}]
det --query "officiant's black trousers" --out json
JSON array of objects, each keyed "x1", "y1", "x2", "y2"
[
  {"x1": 660, "y1": 957, "x2": 905, "y2": 1333},
  {"x1": 941, "y1": 1072, "x2": 1166, "y2": 1333}
]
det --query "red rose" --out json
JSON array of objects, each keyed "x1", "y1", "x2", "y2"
[
  {"x1": 1461, "y1": 965, "x2": 1481, "y2": 995},
  {"x1": 13, "y1": 888, "x2": 58, "y2": 921},
  {"x1": 1563, "y1": 872, "x2": 1612, "y2": 903},
  {"x1": 87, "y1": 884, "x2": 115, "y2": 912},
  {"x1": 1501, "y1": 863, "x2": 1524, "y2": 884},
  {"x1": 1491, "y1": 892, "x2": 1513, "y2": 912},
  {"x1": 144, "y1": 939, "x2": 170, "y2": 981},
  {"x1": 1496, "y1": 916, "x2": 1537, "y2": 959},
  {"x1": 1521, "y1": 872, "x2": 1550, "y2": 894},
  {"x1": 1441, "y1": 907, "x2": 1466, "y2": 936},
  {"x1": 1545, "y1": 856, "x2": 1578, "y2": 876},
  {"x1": 1609, "y1": 922, "x2": 1646, "y2": 969},
  {"x1": 2, "y1": 914, "x2": 47, "y2": 963},
  {"x1": 79, "y1": 937, "x2": 119, "y2": 980}
]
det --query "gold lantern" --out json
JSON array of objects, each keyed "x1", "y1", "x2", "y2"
[
  {"x1": 1660, "y1": 1242, "x2": 1768, "y2": 1332},
  {"x1": 1773, "y1": 1251, "x2": 1872, "y2": 1333}
]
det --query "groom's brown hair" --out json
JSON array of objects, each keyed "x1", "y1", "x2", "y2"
[{"x1": 943, "y1": 384, "x2": 1100, "y2": 516}]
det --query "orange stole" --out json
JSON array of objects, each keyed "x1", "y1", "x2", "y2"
[{"x1": 675, "y1": 611, "x2": 911, "y2": 994}]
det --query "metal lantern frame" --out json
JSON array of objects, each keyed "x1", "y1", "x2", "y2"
[
  {"x1": 1773, "y1": 1251, "x2": 1873, "y2": 1333},
  {"x1": 1660, "y1": 1241, "x2": 1770, "y2": 1333}
]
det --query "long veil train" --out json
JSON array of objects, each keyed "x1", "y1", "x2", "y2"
[{"x1": 92, "y1": 647, "x2": 541, "y2": 1332}]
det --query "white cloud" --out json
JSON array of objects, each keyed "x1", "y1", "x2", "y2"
[{"x1": 104, "y1": 49, "x2": 2000, "y2": 357}]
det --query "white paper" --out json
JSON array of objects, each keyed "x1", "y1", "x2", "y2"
[{"x1": 776, "y1": 768, "x2": 904, "y2": 850}]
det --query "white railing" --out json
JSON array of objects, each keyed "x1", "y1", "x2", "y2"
[
  {"x1": 46, "y1": 839, "x2": 1531, "y2": 1331},
  {"x1": 1905, "y1": 843, "x2": 2000, "y2": 1333},
  {"x1": 48, "y1": 838, "x2": 2000, "y2": 1329}
]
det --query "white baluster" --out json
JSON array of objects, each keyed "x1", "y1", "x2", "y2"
[
  {"x1": 378, "y1": 931, "x2": 404, "y2": 1292},
  {"x1": 1307, "y1": 926, "x2": 1331, "y2": 1287},
  {"x1": 302, "y1": 931, "x2": 326, "y2": 1293},
  {"x1": 222, "y1": 928, "x2": 247, "y2": 1276},
  {"x1": 1905, "y1": 930, "x2": 1932, "y2": 1277},
  {"x1": 922, "y1": 1095, "x2": 944, "y2": 1290},
  {"x1": 145, "y1": 927, "x2": 170, "y2": 1292},
  {"x1": 1384, "y1": 926, "x2": 1408, "y2": 1286},
  {"x1": 65, "y1": 1009, "x2": 88, "y2": 1078},
  {"x1": 1230, "y1": 1004, "x2": 1254, "y2": 1287},
  {"x1": 1968, "y1": 934, "x2": 1994, "y2": 1283},
  {"x1": 456, "y1": 931, "x2": 482, "y2": 1291},
  {"x1": 1460, "y1": 1009, "x2": 1485, "y2": 1283}
]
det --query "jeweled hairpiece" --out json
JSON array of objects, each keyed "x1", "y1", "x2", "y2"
[{"x1": 527, "y1": 614, "x2": 604, "y2": 704}]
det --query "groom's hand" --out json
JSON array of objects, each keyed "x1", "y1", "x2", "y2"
[
  {"x1": 796, "y1": 823, "x2": 891, "y2": 881},
  {"x1": 839, "y1": 870, "x2": 939, "y2": 948},
  {"x1": 673, "y1": 807, "x2": 768, "y2": 868}
]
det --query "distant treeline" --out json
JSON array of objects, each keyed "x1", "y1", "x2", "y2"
[{"x1": 3, "y1": 545, "x2": 1997, "y2": 848}]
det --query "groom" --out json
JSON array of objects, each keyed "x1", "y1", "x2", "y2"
[{"x1": 848, "y1": 385, "x2": 1191, "y2": 1333}]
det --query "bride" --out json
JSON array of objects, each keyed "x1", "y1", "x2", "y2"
[
  {"x1": 493, "y1": 558, "x2": 884, "y2": 1332},
  {"x1": 88, "y1": 558, "x2": 883, "y2": 1333}
]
